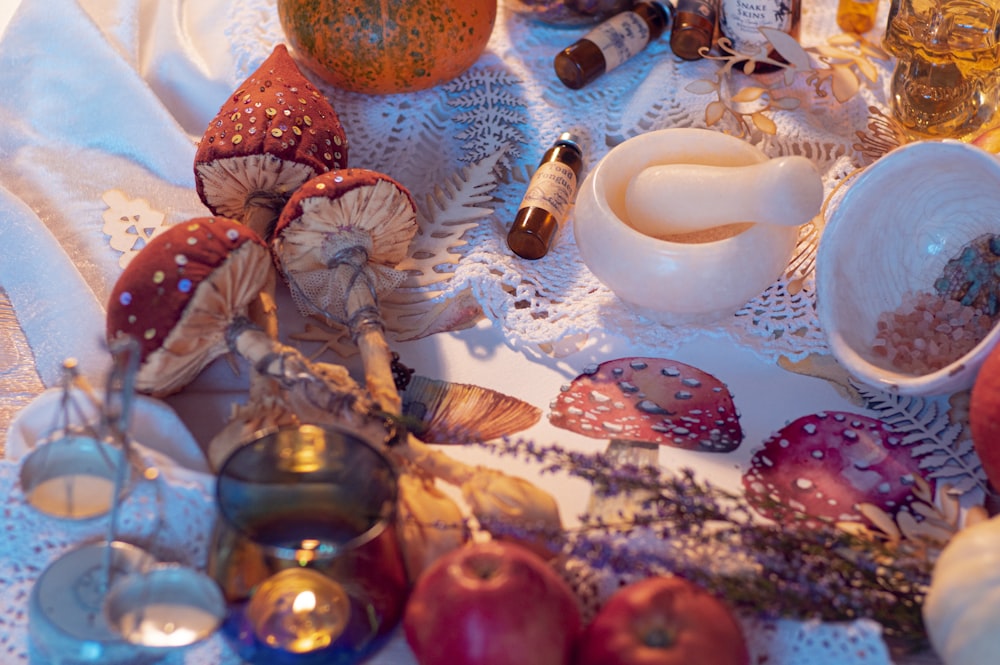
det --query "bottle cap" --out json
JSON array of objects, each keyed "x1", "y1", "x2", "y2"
[
  {"x1": 554, "y1": 131, "x2": 583, "y2": 151},
  {"x1": 670, "y1": 27, "x2": 711, "y2": 61}
]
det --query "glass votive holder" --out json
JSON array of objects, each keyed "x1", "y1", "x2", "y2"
[{"x1": 207, "y1": 424, "x2": 409, "y2": 665}]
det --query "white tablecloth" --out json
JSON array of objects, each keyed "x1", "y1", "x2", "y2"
[{"x1": 0, "y1": 0, "x2": 957, "y2": 662}]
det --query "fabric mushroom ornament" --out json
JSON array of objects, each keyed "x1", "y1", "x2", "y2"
[
  {"x1": 272, "y1": 168, "x2": 418, "y2": 413},
  {"x1": 194, "y1": 44, "x2": 348, "y2": 241},
  {"x1": 273, "y1": 169, "x2": 563, "y2": 552},
  {"x1": 106, "y1": 219, "x2": 560, "y2": 561},
  {"x1": 105, "y1": 216, "x2": 370, "y2": 434}
]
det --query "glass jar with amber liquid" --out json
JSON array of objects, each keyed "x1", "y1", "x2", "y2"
[{"x1": 883, "y1": 0, "x2": 1000, "y2": 139}]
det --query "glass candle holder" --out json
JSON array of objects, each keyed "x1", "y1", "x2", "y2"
[{"x1": 208, "y1": 424, "x2": 409, "y2": 665}]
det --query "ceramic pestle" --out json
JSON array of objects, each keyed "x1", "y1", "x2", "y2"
[{"x1": 624, "y1": 155, "x2": 824, "y2": 237}]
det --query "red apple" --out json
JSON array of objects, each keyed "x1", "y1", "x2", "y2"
[
  {"x1": 403, "y1": 540, "x2": 582, "y2": 665},
  {"x1": 574, "y1": 576, "x2": 748, "y2": 665}
]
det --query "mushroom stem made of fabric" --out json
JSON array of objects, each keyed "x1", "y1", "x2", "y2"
[
  {"x1": 105, "y1": 217, "x2": 369, "y2": 425},
  {"x1": 272, "y1": 168, "x2": 418, "y2": 413}
]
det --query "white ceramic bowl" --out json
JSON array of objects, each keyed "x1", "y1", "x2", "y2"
[
  {"x1": 816, "y1": 140, "x2": 1000, "y2": 396},
  {"x1": 573, "y1": 128, "x2": 801, "y2": 324}
]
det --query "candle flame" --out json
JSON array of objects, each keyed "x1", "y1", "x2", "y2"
[{"x1": 293, "y1": 590, "x2": 317, "y2": 614}]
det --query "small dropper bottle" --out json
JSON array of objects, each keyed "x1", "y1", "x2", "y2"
[
  {"x1": 670, "y1": 0, "x2": 718, "y2": 60},
  {"x1": 507, "y1": 133, "x2": 584, "y2": 260},
  {"x1": 836, "y1": 0, "x2": 878, "y2": 33},
  {"x1": 554, "y1": 2, "x2": 673, "y2": 90}
]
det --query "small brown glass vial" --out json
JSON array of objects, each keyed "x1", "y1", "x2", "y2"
[
  {"x1": 554, "y1": 2, "x2": 673, "y2": 90},
  {"x1": 836, "y1": 0, "x2": 878, "y2": 33},
  {"x1": 670, "y1": 0, "x2": 718, "y2": 61},
  {"x1": 507, "y1": 133, "x2": 584, "y2": 260}
]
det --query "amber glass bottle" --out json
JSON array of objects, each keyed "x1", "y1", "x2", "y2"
[
  {"x1": 718, "y1": 0, "x2": 802, "y2": 72},
  {"x1": 837, "y1": 0, "x2": 879, "y2": 33},
  {"x1": 554, "y1": 2, "x2": 673, "y2": 89},
  {"x1": 507, "y1": 133, "x2": 584, "y2": 260},
  {"x1": 670, "y1": 0, "x2": 719, "y2": 60}
]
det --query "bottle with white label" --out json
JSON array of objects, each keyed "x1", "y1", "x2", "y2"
[
  {"x1": 554, "y1": 2, "x2": 674, "y2": 89},
  {"x1": 507, "y1": 133, "x2": 584, "y2": 260},
  {"x1": 718, "y1": 0, "x2": 801, "y2": 72}
]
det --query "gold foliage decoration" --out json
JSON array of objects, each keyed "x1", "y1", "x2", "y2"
[{"x1": 689, "y1": 31, "x2": 891, "y2": 138}]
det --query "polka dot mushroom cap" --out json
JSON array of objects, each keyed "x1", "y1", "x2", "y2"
[
  {"x1": 106, "y1": 217, "x2": 272, "y2": 396},
  {"x1": 549, "y1": 357, "x2": 744, "y2": 453},
  {"x1": 194, "y1": 44, "x2": 349, "y2": 237}
]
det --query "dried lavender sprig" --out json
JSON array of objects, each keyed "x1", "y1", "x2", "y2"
[{"x1": 474, "y1": 437, "x2": 934, "y2": 651}]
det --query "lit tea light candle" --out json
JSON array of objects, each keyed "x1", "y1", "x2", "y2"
[
  {"x1": 104, "y1": 564, "x2": 226, "y2": 649},
  {"x1": 246, "y1": 568, "x2": 351, "y2": 654},
  {"x1": 118, "y1": 604, "x2": 214, "y2": 647}
]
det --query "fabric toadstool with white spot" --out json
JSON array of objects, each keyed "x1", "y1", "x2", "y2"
[
  {"x1": 272, "y1": 167, "x2": 418, "y2": 414},
  {"x1": 549, "y1": 357, "x2": 743, "y2": 453},
  {"x1": 194, "y1": 44, "x2": 349, "y2": 241}
]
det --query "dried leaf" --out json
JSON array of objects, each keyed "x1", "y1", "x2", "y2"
[
  {"x1": 751, "y1": 111, "x2": 777, "y2": 135},
  {"x1": 762, "y1": 27, "x2": 812, "y2": 69},
  {"x1": 706, "y1": 100, "x2": 726, "y2": 126},
  {"x1": 813, "y1": 45, "x2": 858, "y2": 61},
  {"x1": 897, "y1": 510, "x2": 952, "y2": 544},
  {"x1": 856, "y1": 56, "x2": 879, "y2": 83},
  {"x1": 831, "y1": 65, "x2": 861, "y2": 102},
  {"x1": 686, "y1": 79, "x2": 719, "y2": 95},
  {"x1": 857, "y1": 502, "x2": 901, "y2": 542},
  {"x1": 937, "y1": 487, "x2": 961, "y2": 525},
  {"x1": 732, "y1": 86, "x2": 768, "y2": 103},
  {"x1": 828, "y1": 33, "x2": 861, "y2": 46}
]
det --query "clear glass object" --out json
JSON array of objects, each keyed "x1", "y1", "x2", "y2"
[
  {"x1": 208, "y1": 424, "x2": 408, "y2": 665},
  {"x1": 104, "y1": 564, "x2": 226, "y2": 649},
  {"x1": 29, "y1": 541, "x2": 163, "y2": 665},
  {"x1": 884, "y1": 0, "x2": 1000, "y2": 139}
]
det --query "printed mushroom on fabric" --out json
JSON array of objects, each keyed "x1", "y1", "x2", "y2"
[
  {"x1": 742, "y1": 411, "x2": 934, "y2": 528},
  {"x1": 549, "y1": 357, "x2": 743, "y2": 452}
]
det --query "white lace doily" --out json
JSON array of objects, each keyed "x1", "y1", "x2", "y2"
[{"x1": 222, "y1": 0, "x2": 893, "y2": 364}]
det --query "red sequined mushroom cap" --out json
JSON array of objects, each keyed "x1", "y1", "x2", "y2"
[
  {"x1": 106, "y1": 217, "x2": 271, "y2": 395},
  {"x1": 194, "y1": 44, "x2": 349, "y2": 223},
  {"x1": 549, "y1": 357, "x2": 743, "y2": 452}
]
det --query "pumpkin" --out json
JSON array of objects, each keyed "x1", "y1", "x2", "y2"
[
  {"x1": 277, "y1": 0, "x2": 498, "y2": 94},
  {"x1": 923, "y1": 513, "x2": 1000, "y2": 665}
]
